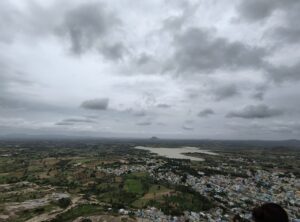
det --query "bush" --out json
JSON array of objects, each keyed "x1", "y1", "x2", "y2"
[
  {"x1": 81, "y1": 218, "x2": 92, "y2": 222},
  {"x1": 58, "y1": 197, "x2": 71, "y2": 208}
]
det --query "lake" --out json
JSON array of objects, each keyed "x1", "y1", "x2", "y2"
[{"x1": 134, "y1": 146, "x2": 218, "y2": 161}]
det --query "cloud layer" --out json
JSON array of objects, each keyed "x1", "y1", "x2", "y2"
[
  {"x1": 0, "y1": 0, "x2": 300, "y2": 139},
  {"x1": 227, "y1": 104, "x2": 283, "y2": 119},
  {"x1": 80, "y1": 98, "x2": 109, "y2": 110}
]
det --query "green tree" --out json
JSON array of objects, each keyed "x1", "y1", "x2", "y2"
[{"x1": 58, "y1": 197, "x2": 71, "y2": 208}]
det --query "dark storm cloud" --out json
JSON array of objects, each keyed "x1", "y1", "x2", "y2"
[
  {"x1": 169, "y1": 28, "x2": 266, "y2": 74},
  {"x1": 80, "y1": 98, "x2": 109, "y2": 110},
  {"x1": 212, "y1": 84, "x2": 239, "y2": 101},
  {"x1": 226, "y1": 104, "x2": 283, "y2": 119},
  {"x1": 56, "y1": 2, "x2": 121, "y2": 56},
  {"x1": 198, "y1": 108, "x2": 214, "y2": 117}
]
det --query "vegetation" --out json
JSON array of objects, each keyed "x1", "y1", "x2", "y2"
[
  {"x1": 58, "y1": 197, "x2": 71, "y2": 208},
  {"x1": 51, "y1": 204, "x2": 104, "y2": 222},
  {"x1": 0, "y1": 139, "x2": 298, "y2": 221}
]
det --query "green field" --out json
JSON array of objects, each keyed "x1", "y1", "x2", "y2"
[
  {"x1": 124, "y1": 179, "x2": 144, "y2": 195},
  {"x1": 51, "y1": 204, "x2": 104, "y2": 222},
  {"x1": 132, "y1": 184, "x2": 172, "y2": 208}
]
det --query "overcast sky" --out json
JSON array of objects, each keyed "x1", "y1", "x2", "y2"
[{"x1": 1, "y1": 0, "x2": 300, "y2": 140}]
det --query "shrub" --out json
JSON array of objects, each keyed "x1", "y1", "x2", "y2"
[{"x1": 58, "y1": 197, "x2": 71, "y2": 208}]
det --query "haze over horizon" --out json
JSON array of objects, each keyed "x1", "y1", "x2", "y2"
[{"x1": 1, "y1": 0, "x2": 300, "y2": 140}]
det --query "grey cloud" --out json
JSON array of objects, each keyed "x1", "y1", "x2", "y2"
[
  {"x1": 133, "y1": 110, "x2": 147, "y2": 117},
  {"x1": 62, "y1": 118, "x2": 96, "y2": 123},
  {"x1": 142, "y1": 92, "x2": 157, "y2": 106},
  {"x1": 272, "y1": 27, "x2": 300, "y2": 44},
  {"x1": 185, "y1": 88, "x2": 199, "y2": 99},
  {"x1": 136, "y1": 121, "x2": 152, "y2": 126},
  {"x1": 134, "y1": 53, "x2": 161, "y2": 74},
  {"x1": 227, "y1": 121, "x2": 300, "y2": 137},
  {"x1": 56, "y1": 117, "x2": 96, "y2": 126},
  {"x1": 212, "y1": 84, "x2": 239, "y2": 101},
  {"x1": 169, "y1": 28, "x2": 266, "y2": 74},
  {"x1": 252, "y1": 84, "x2": 268, "y2": 100},
  {"x1": 182, "y1": 125, "x2": 194, "y2": 131},
  {"x1": 122, "y1": 109, "x2": 147, "y2": 117},
  {"x1": 0, "y1": 1, "x2": 22, "y2": 43},
  {"x1": 0, "y1": 93, "x2": 72, "y2": 115},
  {"x1": 157, "y1": 104, "x2": 171, "y2": 108},
  {"x1": 0, "y1": 58, "x2": 49, "y2": 111},
  {"x1": 227, "y1": 104, "x2": 283, "y2": 119},
  {"x1": 163, "y1": 1, "x2": 198, "y2": 32},
  {"x1": 0, "y1": 62, "x2": 74, "y2": 116},
  {"x1": 267, "y1": 62, "x2": 300, "y2": 83},
  {"x1": 271, "y1": 3, "x2": 300, "y2": 44},
  {"x1": 236, "y1": 0, "x2": 278, "y2": 22},
  {"x1": 163, "y1": 15, "x2": 187, "y2": 32},
  {"x1": 252, "y1": 91, "x2": 264, "y2": 101},
  {"x1": 80, "y1": 98, "x2": 109, "y2": 110},
  {"x1": 84, "y1": 115, "x2": 98, "y2": 119},
  {"x1": 270, "y1": 122, "x2": 300, "y2": 134},
  {"x1": 237, "y1": 0, "x2": 300, "y2": 45},
  {"x1": 185, "y1": 119, "x2": 194, "y2": 124},
  {"x1": 198, "y1": 108, "x2": 214, "y2": 117},
  {"x1": 0, "y1": 58, "x2": 31, "y2": 91},
  {"x1": 1, "y1": 1, "x2": 300, "y2": 140},
  {"x1": 56, "y1": 2, "x2": 120, "y2": 55},
  {"x1": 100, "y1": 42, "x2": 126, "y2": 60},
  {"x1": 0, "y1": 1, "x2": 126, "y2": 59},
  {"x1": 136, "y1": 54, "x2": 151, "y2": 66},
  {"x1": 55, "y1": 122, "x2": 74, "y2": 126},
  {"x1": 236, "y1": 0, "x2": 298, "y2": 22},
  {"x1": 0, "y1": 96, "x2": 31, "y2": 110}
]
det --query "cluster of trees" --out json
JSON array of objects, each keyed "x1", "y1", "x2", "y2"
[
  {"x1": 146, "y1": 185, "x2": 214, "y2": 216},
  {"x1": 58, "y1": 197, "x2": 72, "y2": 208}
]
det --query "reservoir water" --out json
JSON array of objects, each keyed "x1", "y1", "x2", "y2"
[{"x1": 134, "y1": 146, "x2": 218, "y2": 161}]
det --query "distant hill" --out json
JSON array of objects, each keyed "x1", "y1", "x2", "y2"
[
  {"x1": 150, "y1": 136, "x2": 159, "y2": 141},
  {"x1": 0, "y1": 134, "x2": 299, "y2": 150}
]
